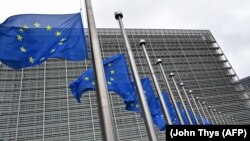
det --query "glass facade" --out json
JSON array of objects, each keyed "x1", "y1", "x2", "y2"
[
  {"x1": 0, "y1": 28, "x2": 248, "y2": 141},
  {"x1": 240, "y1": 76, "x2": 250, "y2": 90}
]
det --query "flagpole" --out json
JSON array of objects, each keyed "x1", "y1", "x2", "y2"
[
  {"x1": 208, "y1": 106, "x2": 219, "y2": 125},
  {"x1": 179, "y1": 83, "x2": 198, "y2": 125},
  {"x1": 231, "y1": 117, "x2": 235, "y2": 125},
  {"x1": 82, "y1": 0, "x2": 116, "y2": 140},
  {"x1": 224, "y1": 114, "x2": 230, "y2": 125},
  {"x1": 232, "y1": 117, "x2": 236, "y2": 125},
  {"x1": 156, "y1": 59, "x2": 184, "y2": 125},
  {"x1": 196, "y1": 97, "x2": 209, "y2": 124},
  {"x1": 218, "y1": 111, "x2": 226, "y2": 125},
  {"x1": 170, "y1": 73, "x2": 191, "y2": 124},
  {"x1": 213, "y1": 109, "x2": 222, "y2": 125},
  {"x1": 202, "y1": 102, "x2": 214, "y2": 124},
  {"x1": 221, "y1": 113, "x2": 228, "y2": 125},
  {"x1": 115, "y1": 11, "x2": 157, "y2": 141},
  {"x1": 227, "y1": 116, "x2": 232, "y2": 125},
  {"x1": 188, "y1": 90, "x2": 205, "y2": 125},
  {"x1": 139, "y1": 39, "x2": 172, "y2": 125}
]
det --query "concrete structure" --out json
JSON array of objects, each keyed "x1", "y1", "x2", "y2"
[{"x1": 0, "y1": 28, "x2": 248, "y2": 141}]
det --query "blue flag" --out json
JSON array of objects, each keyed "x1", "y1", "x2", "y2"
[
  {"x1": 162, "y1": 91, "x2": 178, "y2": 124},
  {"x1": 176, "y1": 102, "x2": 189, "y2": 125},
  {"x1": 196, "y1": 114, "x2": 212, "y2": 125},
  {"x1": 125, "y1": 78, "x2": 166, "y2": 131},
  {"x1": 160, "y1": 91, "x2": 188, "y2": 125},
  {"x1": 0, "y1": 13, "x2": 87, "y2": 69},
  {"x1": 69, "y1": 53, "x2": 135, "y2": 103},
  {"x1": 187, "y1": 109, "x2": 199, "y2": 125}
]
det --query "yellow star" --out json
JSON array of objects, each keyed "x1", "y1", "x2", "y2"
[
  {"x1": 40, "y1": 57, "x2": 45, "y2": 61},
  {"x1": 61, "y1": 38, "x2": 66, "y2": 42},
  {"x1": 92, "y1": 82, "x2": 95, "y2": 85},
  {"x1": 46, "y1": 25, "x2": 52, "y2": 31},
  {"x1": 50, "y1": 49, "x2": 56, "y2": 53},
  {"x1": 110, "y1": 70, "x2": 115, "y2": 74},
  {"x1": 19, "y1": 28, "x2": 24, "y2": 33},
  {"x1": 17, "y1": 35, "x2": 22, "y2": 41},
  {"x1": 34, "y1": 22, "x2": 40, "y2": 28},
  {"x1": 108, "y1": 63, "x2": 112, "y2": 67},
  {"x1": 29, "y1": 57, "x2": 34, "y2": 63},
  {"x1": 136, "y1": 104, "x2": 139, "y2": 108},
  {"x1": 108, "y1": 81, "x2": 112, "y2": 85},
  {"x1": 84, "y1": 77, "x2": 89, "y2": 81},
  {"x1": 55, "y1": 31, "x2": 61, "y2": 37},
  {"x1": 23, "y1": 25, "x2": 29, "y2": 29},
  {"x1": 20, "y1": 46, "x2": 26, "y2": 53},
  {"x1": 58, "y1": 42, "x2": 63, "y2": 45},
  {"x1": 110, "y1": 77, "x2": 114, "y2": 81}
]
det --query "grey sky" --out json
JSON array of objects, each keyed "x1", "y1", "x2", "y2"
[{"x1": 0, "y1": 0, "x2": 249, "y2": 79}]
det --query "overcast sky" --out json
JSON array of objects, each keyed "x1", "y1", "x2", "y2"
[{"x1": 0, "y1": 0, "x2": 249, "y2": 79}]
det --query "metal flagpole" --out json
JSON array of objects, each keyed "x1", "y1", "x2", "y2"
[
  {"x1": 115, "y1": 11, "x2": 157, "y2": 141},
  {"x1": 223, "y1": 114, "x2": 230, "y2": 125},
  {"x1": 139, "y1": 39, "x2": 172, "y2": 125},
  {"x1": 218, "y1": 112, "x2": 226, "y2": 125},
  {"x1": 189, "y1": 91, "x2": 205, "y2": 125},
  {"x1": 230, "y1": 116, "x2": 234, "y2": 125},
  {"x1": 202, "y1": 102, "x2": 214, "y2": 124},
  {"x1": 232, "y1": 117, "x2": 236, "y2": 125},
  {"x1": 235, "y1": 118, "x2": 239, "y2": 125},
  {"x1": 179, "y1": 83, "x2": 194, "y2": 125},
  {"x1": 218, "y1": 111, "x2": 225, "y2": 125},
  {"x1": 214, "y1": 109, "x2": 222, "y2": 125},
  {"x1": 169, "y1": 73, "x2": 190, "y2": 124},
  {"x1": 169, "y1": 73, "x2": 192, "y2": 125},
  {"x1": 196, "y1": 98, "x2": 209, "y2": 124},
  {"x1": 232, "y1": 117, "x2": 237, "y2": 125},
  {"x1": 208, "y1": 106, "x2": 219, "y2": 125},
  {"x1": 227, "y1": 116, "x2": 233, "y2": 125},
  {"x1": 156, "y1": 59, "x2": 184, "y2": 125},
  {"x1": 82, "y1": 0, "x2": 116, "y2": 140}
]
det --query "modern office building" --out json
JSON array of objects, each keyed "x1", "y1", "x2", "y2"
[
  {"x1": 240, "y1": 76, "x2": 250, "y2": 108},
  {"x1": 0, "y1": 28, "x2": 248, "y2": 141},
  {"x1": 240, "y1": 76, "x2": 250, "y2": 90}
]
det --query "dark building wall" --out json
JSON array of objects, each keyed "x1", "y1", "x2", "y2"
[
  {"x1": 240, "y1": 76, "x2": 250, "y2": 90},
  {"x1": 0, "y1": 28, "x2": 248, "y2": 141}
]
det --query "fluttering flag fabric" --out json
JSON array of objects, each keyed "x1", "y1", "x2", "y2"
[
  {"x1": 188, "y1": 109, "x2": 198, "y2": 125},
  {"x1": 69, "y1": 55, "x2": 166, "y2": 130},
  {"x1": 196, "y1": 114, "x2": 212, "y2": 125},
  {"x1": 160, "y1": 91, "x2": 189, "y2": 125},
  {"x1": 0, "y1": 13, "x2": 87, "y2": 69},
  {"x1": 176, "y1": 102, "x2": 190, "y2": 125},
  {"x1": 162, "y1": 91, "x2": 179, "y2": 124},
  {"x1": 125, "y1": 78, "x2": 166, "y2": 131},
  {"x1": 69, "y1": 53, "x2": 135, "y2": 103}
]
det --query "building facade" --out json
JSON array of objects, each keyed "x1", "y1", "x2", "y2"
[
  {"x1": 0, "y1": 28, "x2": 248, "y2": 141},
  {"x1": 240, "y1": 76, "x2": 250, "y2": 108},
  {"x1": 240, "y1": 76, "x2": 250, "y2": 91}
]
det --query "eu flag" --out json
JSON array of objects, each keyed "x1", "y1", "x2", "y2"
[
  {"x1": 125, "y1": 78, "x2": 166, "y2": 131},
  {"x1": 69, "y1": 53, "x2": 135, "y2": 103},
  {"x1": 0, "y1": 13, "x2": 88, "y2": 69},
  {"x1": 188, "y1": 109, "x2": 199, "y2": 125},
  {"x1": 196, "y1": 113, "x2": 211, "y2": 125},
  {"x1": 176, "y1": 102, "x2": 189, "y2": 125}
]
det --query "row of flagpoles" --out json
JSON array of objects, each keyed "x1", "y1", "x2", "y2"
[
  {"x1": 0, "y1": 0, "x2": 238, "y2": 140},
  {"x1": 83, "y1": 0, "x2": 238, "y2": 140}
]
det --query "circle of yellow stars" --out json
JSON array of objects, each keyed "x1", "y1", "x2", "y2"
[
  {"x1": 83, "y1": 62, "x2": 116, "y2": 86},
  {"x1": 16, "y1": 21, "x2": 67, "y2": 64}
]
